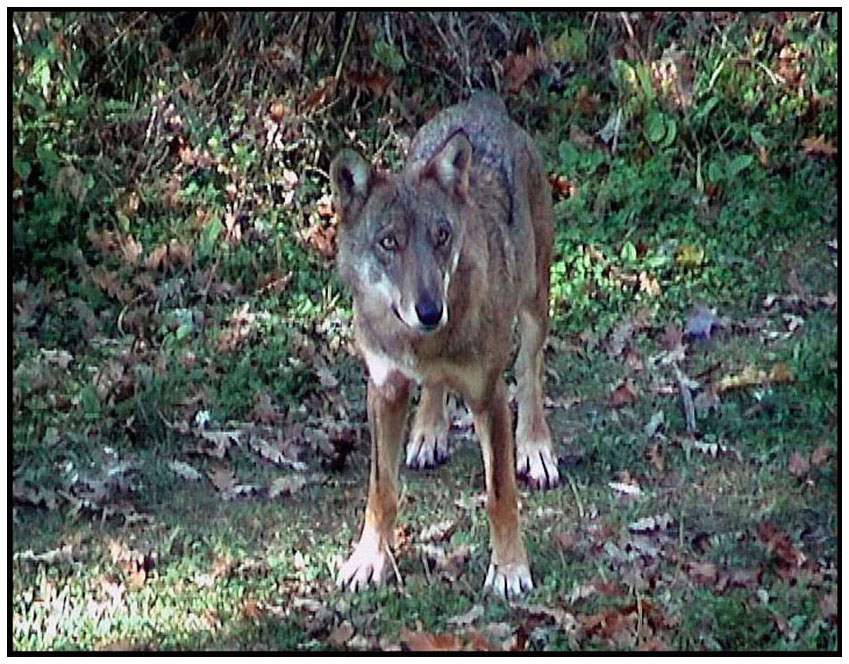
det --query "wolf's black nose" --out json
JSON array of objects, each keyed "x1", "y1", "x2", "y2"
[{"x1": 415, "y1": 298, "x2": 443, "y2": 329}]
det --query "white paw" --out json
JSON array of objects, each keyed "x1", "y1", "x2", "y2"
[
  {"x1": 406, "y1": 427, "x2": 450, "y2": 469},
  {"x1": 516, "y1": 441, "x2": 560, "y2": 490},
  {"x1": 336, "y1": 537, "x2": 391, "y2": 592},
  {"x1": 484, "y1": 561, "x2": 533, "y2": 599}
]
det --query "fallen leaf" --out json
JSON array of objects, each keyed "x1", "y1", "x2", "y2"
[
  {"x1": 810, "y1": 444, "x2": 833, "y2": 467},
  {"x1": 726, "y1": 567, "x2": 761, "y2": 589},
  {"x1": 242, "y1": 598, "x2": 264, "y2": 622},
  {"x1": 644, "y1": 410, "x2": 665, "y2": 437},
  {"x1": 685, "y1": 305, "x2": 719, "y2": 340},
  {"x1": 169, "y1": 460, "x2": 203, "y2": 481},
  {"x1": 676, "y1": 244, "x2": 704, "y2": 268},
  {"x1": 717, "y1": 365, "x2": 768, "y2": 393},
  {"x1": 628, "y1": 512, "x2": 673, "y2": 533},
  {"x1": 645, "y1": 442, "x2": 665, "y2": 473},
  {"x1": 447, "y1": 605, "x2": 484, "y2": 627},
  {"x1": 419, "y1": 520, "x2": 457, "y2": 544},
  {"x1": 301, "y1": 76, "x2": 337, "y2": 114},
  {"x1": 801, "y1": 135, "x2": 837, "y2": 157},
  {"x1": 638, "y1": 271, "x2": 661, "y2": 297},
  {"x1": 207, "y1": 466, "x2": 236, "y2": 493},
  {"x1": 819, "y1": 591, "x2": 837, "y2": 623},
  {"x1": 610, "y1": 378, "x2": 638, "y2": 408},
  {"x1": 787, "y1": 451, "x2": 810, "y2": 479},
  {"x1": 503, "y1": 47, "x2": 546, "y2": 93},
  {"x1": 328, "y1": 621, "x2": 355, "y2": 648},
  {"x1": 757, "y1": 521, "x2": 806, "y2": 569},
  {"x1": 268, "y1": 475, "x2": 307, "y2": 499},
  {"x1": 401, "y1": 629, "x2": 466, "y2": 652},
  {"x1": 686, "y1": 560, "x2": 717, "y2": 586},
  {"x1": 608, "y1": 480, "x2": 641, "y2": 496},
  {"x1": 637, "y1": 638, "x2": 671, "y2": 651},
  {"x1": 548, "y1": 174, "x2": 576, "y2": 199},
  {"x1": 14, "y1": 544, "x2": 74, "y2": 565},
  {"x1": 769, "y1": 362, "x2": 794, "y2": 383}
]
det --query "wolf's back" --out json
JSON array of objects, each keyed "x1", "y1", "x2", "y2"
[{"x1": 406, "y1": 92, "x2": 526, "y2": 210}]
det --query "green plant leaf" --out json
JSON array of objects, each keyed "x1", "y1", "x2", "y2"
[
  {"x1": 645, "y1": 111, "x2": 667, "y2": 144},
  {"x1": 558, "y1": 141, "x2": 579, "y2": 170},
  {"x1": 620, "y1": 240, "x2": 637, "y2": 263},
  {"x1": 728, "y1": 154, "x2": 754, "y2": 177},
  {"x1": 13, "y1": 158, "x2": 31, "y2": 181},
  {"x1": 661, "y1": 116, "x2": 677, "y2": 147},
  {"x1": 751, "y1": 128, "x2": 767, "y2": 147}
]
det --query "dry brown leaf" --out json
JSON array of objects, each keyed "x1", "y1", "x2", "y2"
[
  {"x1": 801, "y1": 135, "x2": 837, "y2": 157},
  {"x1": 810, "y1": 444, "x2": 833, "y2": 467},
  {"x1": 146, "y1": 244, "x2": 169, "y2": 271},
  {"x1": 268, "y1": 99, "x2": 287, "y2": 123},
  {"x1": 758, "y1": 521, "x2": 806, "y2": 569},
  {"x1": 769, "y1": 362, "x2": 795, "y2": 384},
  {"x1": 207, "y1": 466, "x2": 236, "y2": 493},
  {"x1": 120, "y1": 235, "x2": 143, "y2": 265},
  {"x1": 401, "y1": 629, "x2": 467, "y2": 652},
  {"x1": 686, "y1": 560, "x2": 718, "y2": 586},
  {"x1": 328, "y1": 621, "x2": 355, "y2": 648},
  {"x1": 610, "y1": 378, "x2": 638, "y2": 408},
  {"x1": 503, "y1": 47, "x2": 547, "y2": 93},
  {"x1": 301, "y1": 76, "x2": 337, "y2": 114},
  {"x1": 548, "y1": 174, "x2": 576, "y2": 199},
  {"x1": 348, "y1": 70, "x2": 394, "y2": 97},
  {"x1": 820, "y1": 590, "x2": 838, "y2": 623},
  {"x1": 787, "y1": 451, "x2": 810, "y2": 479},
  {"x1": 242, "y1": 598, "x2": 264, "y2": 622}
]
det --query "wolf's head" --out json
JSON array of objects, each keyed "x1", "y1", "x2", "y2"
[{"x1": 330, "y1": 131, "x2": 471, "y2": 335}]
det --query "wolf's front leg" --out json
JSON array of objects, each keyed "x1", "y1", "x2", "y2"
[
  {"x1": 337, "y1": 373, "x2": 411, "y2": 592},
  {"x1": 472, "y1": 377, "x2": 533, "y2": 599}
]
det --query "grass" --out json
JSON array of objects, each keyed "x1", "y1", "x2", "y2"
[{"x1": 12, "y1": 10, "x2": 837, "y2": 652}]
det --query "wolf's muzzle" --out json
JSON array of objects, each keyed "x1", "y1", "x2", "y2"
[{"x1": 415, "y1": 297, "x2": 444, "y2": 330}]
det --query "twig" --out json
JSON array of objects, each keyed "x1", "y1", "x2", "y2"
[
  {"x1": 105, "y1": 12, "x2": 148, "y2": 54},
  {"x1": 619, "y1": 11, "x2": 636, "y2": 42},
  {"x1": 117, "y1": 292, "x2": 148, "y2": 337},
  {"x1": 386, "y1": 545, "x2": 404, "y2": 590},
  {"x1": 566, "y1": 472, "x2": 585, "y2": 520},
  {"x1": 334, "y1": 12, "x2": 357, "y2": 84},
  {"x1": 421, "y1": 552, "x2": 434, "y2": 585},
  {"x1": 674, "y1": 364, "x2": 697, "y2": 434}
]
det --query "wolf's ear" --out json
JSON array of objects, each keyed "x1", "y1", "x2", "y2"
[
  {"x1": 330, "y1": 149, "x2": 372, "y2": 221},
  {"x1": 427, "y1": 131, "x2": 472, "y2": 197}
]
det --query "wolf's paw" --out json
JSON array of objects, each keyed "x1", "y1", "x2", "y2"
[
  {"x1": 516, "y1": 441, "x2": 560, "y2": 490},
  {"x1": 406, "y1": 426, "x2": 450, "y2": 469},
  {"x1": 336, "y1": 539, "x2": 392, "y2": 592},
  {"x1": 484, "y1": 561, "x2": 533, "y2": 600}
]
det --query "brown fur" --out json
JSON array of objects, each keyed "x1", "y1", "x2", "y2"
[{"x1": 330, "y1": 92, "x2": 557, "y2": 598}]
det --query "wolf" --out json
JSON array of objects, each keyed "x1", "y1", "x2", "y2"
[{"x1": 329, "y1": 91, "x2": 558, "y2": 598}]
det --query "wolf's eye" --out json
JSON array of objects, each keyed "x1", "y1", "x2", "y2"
[
  {"x1": 378, "y1": 235, "x2": 398, "y2": 251},
  {"x1": 436, "y1": 225, "x2": 451, "y2": 247}
]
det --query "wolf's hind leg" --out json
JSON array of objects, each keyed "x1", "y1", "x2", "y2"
[
  {"x1": 515, "y1": 306, "x2": 559, "y2": 490},
  {"x1": 406, "y1": 383, "x2": 451, "y2": 469}
]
